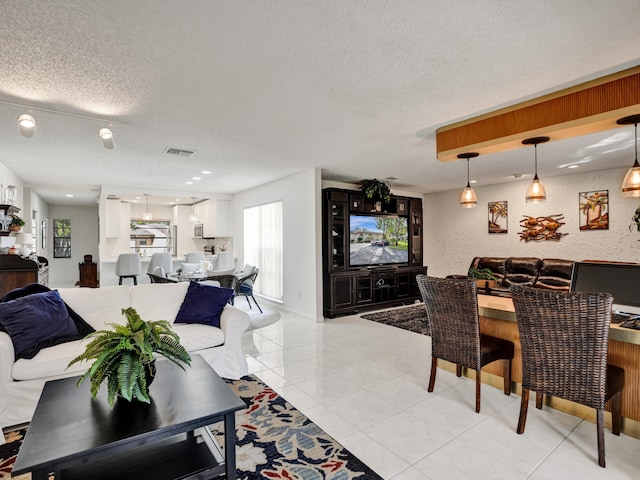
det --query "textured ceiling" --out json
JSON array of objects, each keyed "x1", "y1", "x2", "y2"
[{"x1": 0, "y1": 1, "x2": 639, "y2": 205}]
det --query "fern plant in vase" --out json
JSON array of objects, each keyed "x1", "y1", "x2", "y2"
[{"x1": 68, "y1": 307, "x2": 191, "y2": 407}]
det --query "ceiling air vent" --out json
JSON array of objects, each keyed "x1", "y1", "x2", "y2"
[{"x1": 164, "y1": 147, "x2": 196, "y2": 158}]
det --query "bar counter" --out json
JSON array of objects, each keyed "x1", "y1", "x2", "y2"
[{"x1": 476, "y1": 294, "x2": 640, "y2": 437}]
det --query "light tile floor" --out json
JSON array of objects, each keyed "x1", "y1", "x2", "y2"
[{"x1": 243, "y1": 306, "x2": 640, "y2": 479}]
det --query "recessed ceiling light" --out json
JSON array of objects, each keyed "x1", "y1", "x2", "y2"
[
  {"x1": 185, "y1": 181, "x2": 193, "y2": 185},
  {"x1": 201, "y1": 170, "x2": 211, "y2": 174},
  {"x1": 176, "y1": 198, "x2": 181, "y2": 201},
  {"x1": 192, "y1": 176, "x2": 201, "y2": 180},
  {"x1": 65, "y1": 194, "x2": 74, "y2": 198},
  {"x1": 470, "y1": 180, "x2": 477, "y2": 184},
  {"x1": 135, "y1": 196, "x2": 141, "y2": 200},
  {"x1": 568, "y1": 165, "x2": 580, "y2": 169}
]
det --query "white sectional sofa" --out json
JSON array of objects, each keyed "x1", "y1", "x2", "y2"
[{"x1": 0, "y1": 282, "x2": 250, "y2": 429}]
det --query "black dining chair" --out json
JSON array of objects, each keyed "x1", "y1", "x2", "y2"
[
  {"x1": 510, "y1": 285, "x2": 624, "y2": 468},
  {"x1": 416, "y1": 275, "x2": 514, "y2": 413},
  {"x1": 232, "y1": 268, "x2": 263, "y2": 313}
]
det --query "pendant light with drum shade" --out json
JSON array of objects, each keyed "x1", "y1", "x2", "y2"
[
  {"x1": 618, "y1": 114, "x2": 640, "y2": 198},
  {"x1": 142, "y1": 194, "x2": 152, "y2": 221},
  {"x1": 523, "y1": 136, "x2": 549, "y2": 203},
  {"x1": 459, "y1": 152, "x2": 478, "y2": 208},
  {"x1": 189, "y1": 197, "x2": 198, "y2": 222}
]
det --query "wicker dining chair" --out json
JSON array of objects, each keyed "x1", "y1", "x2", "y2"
[
  {"x1": 416, "y1": 275, "x2": 514, "y2": 413},
  {"x1": 510, "y1": 285, "x2": 624, "y2": 468}
]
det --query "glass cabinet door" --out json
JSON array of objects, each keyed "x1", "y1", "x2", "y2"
[{"x1": 330, "y1": 201, "x2": 346, "y2": 270}]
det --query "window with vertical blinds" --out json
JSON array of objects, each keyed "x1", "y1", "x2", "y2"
[{"x1": 244, "y1": 201, "x2": 283, "y2": 302}]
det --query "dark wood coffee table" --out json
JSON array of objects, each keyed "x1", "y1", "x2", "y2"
[{"x1": 12, "y1": 354, "x2": 245, "y2": 480}]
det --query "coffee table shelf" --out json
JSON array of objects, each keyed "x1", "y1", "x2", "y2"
[{"x1": 12, "y1": 355, "x2": 245, "y2": 480}]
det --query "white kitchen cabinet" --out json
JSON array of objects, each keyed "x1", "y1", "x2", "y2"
[{"x1": 200, "y1": 199, "x2": 231, "y2": 238}]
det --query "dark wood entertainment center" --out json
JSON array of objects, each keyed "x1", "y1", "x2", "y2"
[{"x1": 323, "y1": 188, "x2": 427, "y2": 318}]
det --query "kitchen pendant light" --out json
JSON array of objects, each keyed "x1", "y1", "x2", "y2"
[
  {"x1": 142, "y1": 194, "x2": 153, "y2": 221},
  {"x1": 189, "y1": 197, "x2": 198, "y2": 222},
  {"x1": 523, "y1": 136, "x2": 549, "y2": 203},
  {"x1": 458, "y1": 152, "x2": 478, "y2": 208},
  {"x1": 617, "y1": 114, "x2": 640, "y2": 197}
]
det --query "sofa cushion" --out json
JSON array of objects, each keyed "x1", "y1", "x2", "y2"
[
  {"x1": 0, "y1": 290, "x2": 80, "y2": 360},
  {"x1": 12, "y1": 338, "x2": 87, "y2": 381},
  {"x1": 535, "y1": 258, "x2": 575, "y2": 290},
  {"x1": 130, "y1": 282, "x2": 189, "y2": 323},
  {"x1": 175, "y1": 282, "x2": 234, "y2": 327},
  {"x1": 0, "y1": 283, "x2": 95, "y2": 338},
  {"x1": 58, "y1": 285, "x2": 131, "y2": 331},
  {"x1": 502, "y1": 257, "x2": 542, "y2": 287},
  {"x1": 170, "y1": 323, "x2": 225, "y2": 351}
]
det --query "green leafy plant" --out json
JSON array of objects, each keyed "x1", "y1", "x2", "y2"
[
  {"x1": 360, "y1": 179, "x2": 391, "y2": 204},
  {"x1": 630, "y1": 205, "x2": 640, "y2": 233},
  {"x1": 468, "y1": 267, "x2": 499, "y2": 281},
  {"x1": 68, "y1": 307, "x2": 191, "y2": 408},
  {"x1": 10, "y1": 214, "x2": 25, "y2": 227}
]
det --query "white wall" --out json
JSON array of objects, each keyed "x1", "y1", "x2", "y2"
[
  {"x1": 47, "y1": 205, "x2": 99, "y2": 287},
  {"x1": 424, "y1": 167, "x2": 640, "y2": 278},
  {"x1": 232, "y1": 168, "x2": 322, "y2": 321},
  {"x1": 25, "y1": 188, "x2": 50, "y2": 258}
]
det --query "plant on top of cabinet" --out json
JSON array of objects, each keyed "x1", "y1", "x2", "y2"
[{"x1": 359, "y1": 179, "x2": 391, "y2": 204}]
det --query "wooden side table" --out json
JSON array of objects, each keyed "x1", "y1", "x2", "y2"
[{"x1": 78, "y1": 262, "x2": 98, "y2": 288}]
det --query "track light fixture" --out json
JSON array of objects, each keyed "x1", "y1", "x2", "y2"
[
  {"x1": 99, "y1": 127, "x2": 115, "y2": 150},
  {"x1": 142, "y1": 194, "x2": 152, "y2": 221},
  {"x1": 617, "y1": 114, "x2": 640, "y2": 198},
  {"x1": 523, "y1": 136, "x2": 549, "y2": 203},
  {"x1": 17, "y1": 114, "x2": 36, "y2": 138},
  {"x1": 189, "y1": 197, "x2": 198, "y2": 222},
  {"x1": 458, "y1": 152, "x2": 478, "y2": 208}
]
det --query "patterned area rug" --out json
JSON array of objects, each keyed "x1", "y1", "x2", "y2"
[
  {"x1": 361, "y1": 303, "x2": 431, "y2": 336},
  {"x1": 0, "y1": 375, "x2": 381, "y2": 480}
]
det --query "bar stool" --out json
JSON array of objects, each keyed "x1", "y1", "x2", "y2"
[
  {"x1": 416, "y1": 275, "x2": 514, "y2": 413},
  {"x1": 510, "y1": 285, "x2": 624, "y2": 468},
  {"x1": 115, "y1": 253, "x2": 141, "y2": 285},
  {"x1": 185, "y1": 252, "x2": 205, "y2": 264},
  {"x1": 147, "y1": 252, "x2": 173, "y2": 276}
]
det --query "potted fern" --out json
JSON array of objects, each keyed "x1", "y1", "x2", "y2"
[{"x1": 68, "y1": 307, "x2": 191, "y2": 408}]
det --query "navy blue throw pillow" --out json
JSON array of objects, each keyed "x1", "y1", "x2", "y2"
[
  {"x1": 0, "y1": 283, "x2": 95, "y2": 338},
  {"x1": 0, "y1": 290, "x2": 80, "y2": 360},
  {"x1": 175, "y1": 281, "x2": 234, "y2": 328}
]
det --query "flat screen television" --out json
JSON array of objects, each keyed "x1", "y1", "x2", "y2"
[
  {"x1": 570, "y1": 262, "x2": 640, "y2": 315},
  {"x1": 349, "y1": 214, "x2": 409, "y2": 267}
]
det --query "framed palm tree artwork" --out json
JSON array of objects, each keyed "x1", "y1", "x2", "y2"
[
  {"x1": 488, "y1": 201, "x2": 508, "y2": 234},
  {"x1": 579, "y1": 190, "x2": 608, "y2": 230}
]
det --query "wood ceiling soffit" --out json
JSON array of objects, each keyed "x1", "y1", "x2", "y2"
[{"x1": 436, "y1": 66, "x2": 640, "y2": 162}]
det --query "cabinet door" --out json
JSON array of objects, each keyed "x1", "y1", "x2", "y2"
[
  {"x1": 396, "y1": 271, "x2": 411, "y2": 298},
  {"x1": 328, "y1": 200, "x2": 347, "y2": 271},
  {"x1": 331, "y1": 275, "x2": 353, "y2": 310},
  {"x1": 410, "y1": 200, "x2": 423, "y2": 266},
  {"x1": 355, "y1": 274, "x2": 372, "y2": 304},
  {"x1": 202, "y1": 199, "x2": 231, "y2": 238}
]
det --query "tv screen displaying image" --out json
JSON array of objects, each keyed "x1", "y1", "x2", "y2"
[{"x1": 349, "y1": 215, "x2": 409, "y2": 266}]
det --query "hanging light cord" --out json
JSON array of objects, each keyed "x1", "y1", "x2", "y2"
[
  {"x1": 634, "y1": 123, "x2": 639, "y2": 165},
  {"x1": 466, "y1": 158, "x2": 471, "y2": 187},
  {"x1": 533, "y1": 144, "x2": 539, "y2": 180}
]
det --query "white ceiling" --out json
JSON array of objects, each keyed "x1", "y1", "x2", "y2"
[{"x1": 1, "y1": 1, "x2": 639, "y2": 206}]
